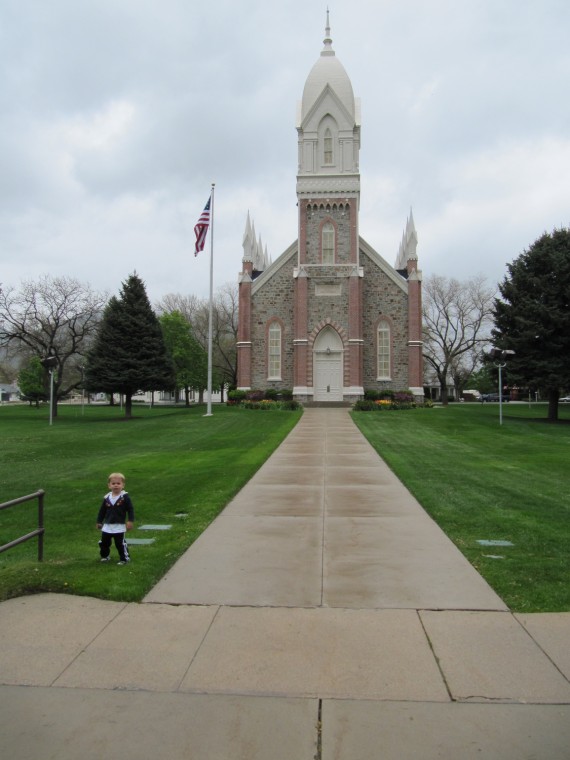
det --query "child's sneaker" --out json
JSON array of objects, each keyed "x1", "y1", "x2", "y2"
[
  {"x1": 117, "y1": 560, "x2": 128, "y2": 565},
  {"x1": 100, "y1": 557, "x2": 110, "y2": 563}
]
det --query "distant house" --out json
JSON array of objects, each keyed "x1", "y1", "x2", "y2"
[{"x1": 0, "y1": 384, "x2": 19, "y2": 402}]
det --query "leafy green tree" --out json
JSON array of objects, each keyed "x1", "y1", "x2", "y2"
[
  {"x1": 492, "y1": 228, "x2": 570, "y2": 421},
  {"x1": 17, "y1": 356, "x2": 46, "y2": 407},
  {"x1": 466, "y1": 364, "x2": 495, "y2": 394},
  {"x1": 159, "y1": 311, "x2": 207, "y2": 405},
  {"x1": 156, "y1": 282, "x2": 238, "y2": 399},
  {"x1": 85, "y1": 273, "x2": 175, "y2": 418}
]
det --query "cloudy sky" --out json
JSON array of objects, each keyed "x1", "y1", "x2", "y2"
[{"x1": 1, "y1": 0, "x2": 569, "y2": 304}]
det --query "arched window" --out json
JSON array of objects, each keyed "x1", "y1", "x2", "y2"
[
  {"x1": 322, "y1": 222, "x2": 335, "y2": 264},
  {"x1": 324, "y1": 128, "x2": 333, "y2": 164},
  {"x1": 268, "y1": 322, "x2": 281, "y2": 379},
  {"x1": 377, "y1": 319, "x2": 391, "y2": 379}
]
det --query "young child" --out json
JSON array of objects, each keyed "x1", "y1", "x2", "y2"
[{"x1": 96, "y1": 472, "x2": 135, "y2": 565}]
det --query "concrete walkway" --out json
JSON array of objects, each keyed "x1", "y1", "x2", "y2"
[{"x1": 1, "y1": 409, "x2": 570, "y2": 758}]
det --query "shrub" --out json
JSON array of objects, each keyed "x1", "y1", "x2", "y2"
[
  {"x1": 353, "y1": 399, "x2": 377, "y2": 411},
  {"x1": 264, "y1": 388, "x2": 279, "y2": 400},
  {"x1": 227, "y1": 389, "x2": 246, "y2": 405},
  {"x1": 281, "y1": 399, "x2": 301, "y2": 410},
  {"x1": 243, "y1": 399, "x2": 300, "y2": 411},
  {"x1": 246, "y1": 389, "x2": 265, "y2": 402},
  {"x1": 280, "y1": 389, "x2": 294, "y2": 401}
]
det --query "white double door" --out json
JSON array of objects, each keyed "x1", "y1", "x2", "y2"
[
  {"x1": 313, "y1": 327, "x2": 343, "y2": 402},
  {"x1": 314, "y1": 355, "x2": 343, "y2": 401}
]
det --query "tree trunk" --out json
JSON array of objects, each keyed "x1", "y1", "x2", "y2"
[
  {"x1": 547, "y1": 389, "x2": 559, "y2": 422},
  {"x1": 125, "y1": 391, "x2": 133, "y2": 419}
]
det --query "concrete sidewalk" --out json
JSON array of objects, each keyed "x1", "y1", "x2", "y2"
[{"x1": 1, "y1": 409, "x2": 570, "y2": 758}]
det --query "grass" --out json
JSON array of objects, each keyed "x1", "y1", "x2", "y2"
[
  {"x1": 0, "y1": 402, "x2": 301, "y2": 602},
  {"x1": 352, "y1": 402, "x2": 570, "y2": 612},
  {"x1": 2, "y1": 400, "x2": 570, "y2": 612}
]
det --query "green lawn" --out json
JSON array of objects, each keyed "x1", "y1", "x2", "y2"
[
  {"x1": 352, "y1": 402, "x2": 570, "y2": 612},
  {"x1": 2, "y1": 401, "x2": 569, "y2": 612},
  {"x1": 0, "y1": 403, "x2": 300, "y2": 602}
]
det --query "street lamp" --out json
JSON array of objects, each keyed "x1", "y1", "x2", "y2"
[
  {"x1": 489, "y1": 348, "x2": 515, "y2": 425},
  {"x1": 40, "y1": 355, "x2": 57, "y2": 426},
  {"x1": 79, "y1": 365, "x2": 85, "y2": 416}
]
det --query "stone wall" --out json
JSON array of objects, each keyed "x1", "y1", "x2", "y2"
[
  {"x1": 360, "y1": 249, "x2": 409, "y2": 390},
  {"x1": 244, "y1": 245, "x2": 411, "y2": 396},
  {"x1": 249, "y1": 251, "x2": 297, "y2": 390}
]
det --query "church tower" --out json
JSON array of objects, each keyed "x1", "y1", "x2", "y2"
[
  {"x1": 236, "y1": 15, "x2": 423, "y2": 403},
  {"x1": 293, "y1": 13, "x2": 363, "y2": 401}
]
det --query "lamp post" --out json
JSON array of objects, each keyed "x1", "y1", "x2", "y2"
[
  {"x1": 40, "y1": 355, "x2": 57, "y2": 426},
  {"x1": 489, "y1": 348, "x2": 515, "y2": 425},
  {"x1": 79, "y1": 365, "x2": 85, "y2": 417}
]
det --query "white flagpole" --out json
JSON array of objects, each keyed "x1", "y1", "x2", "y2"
[{"x1": 205, "y1": 182, "x2": 215, "y2": 417}]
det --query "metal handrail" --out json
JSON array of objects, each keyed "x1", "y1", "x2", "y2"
[{"x1": 0, "y1": 490, "x2": 45, "y2": 561}]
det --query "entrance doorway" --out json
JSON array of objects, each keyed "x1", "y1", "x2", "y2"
[{"x1": 313, "y1": 327, "x2": 343, "y2": 402}]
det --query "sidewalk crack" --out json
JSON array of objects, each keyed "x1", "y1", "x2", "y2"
[{"x1": 314, "y1": 698, "x2": 323, "y2": 760}]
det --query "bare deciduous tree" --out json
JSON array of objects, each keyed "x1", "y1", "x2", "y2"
[
  {"x1": 155, "y1": 292, "x2": 202, "y2": 323},
  {"x1": 0, "y1": 275, "x2": 107, "y2": 416},
  {"x1": 422, "y1": 274, "x2": 495, "y2": 404}
]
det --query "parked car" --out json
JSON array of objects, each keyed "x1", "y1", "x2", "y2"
[
  {"x1": 480, "y1": 393, "x2": 510, "y2": 402},
  {"x1": 559, "y1": 396, "x2": 570, "y2": 403}
]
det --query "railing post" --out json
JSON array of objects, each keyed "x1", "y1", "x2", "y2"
[
  {"x1": 0, "y1": 489, "x2": 46, "y2": 561},
  {"x1": 38, "y1": 490, "x2": 44, "y2": 561}
]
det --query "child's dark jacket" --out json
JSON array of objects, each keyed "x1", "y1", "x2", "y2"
[{"x1": 97, "y1": 491, "x2": 135, "y2": 525}]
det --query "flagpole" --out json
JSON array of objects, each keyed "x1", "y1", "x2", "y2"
[{"x1": 205, "y1": 182, "x2": 215, "y2": 417}]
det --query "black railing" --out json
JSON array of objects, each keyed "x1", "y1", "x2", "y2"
[{"x1": 0, "y1": 490, "x2": 45, "y2": 561}]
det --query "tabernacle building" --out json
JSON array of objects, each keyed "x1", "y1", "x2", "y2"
[{"x1": 237, "y1": 16, "x2": 423, "y2": 403}]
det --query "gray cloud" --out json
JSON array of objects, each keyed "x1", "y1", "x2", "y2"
[{"x1": 1, "y1": 0, "x2": 569, "y2": 302}]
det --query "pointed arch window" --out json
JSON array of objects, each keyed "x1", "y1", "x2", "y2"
[
  {"x1": 377, "y1": 319, "x2": 391, "y2": 379},
  {"x1": 322, "y1": 222, "x2": 335, "y2": 264},
  {"x1": 268, "y1": 322, "x2": 282, "y2": 379},
  {"x1": 324, "y1": 128, "x2": 333, "y2": 165}
]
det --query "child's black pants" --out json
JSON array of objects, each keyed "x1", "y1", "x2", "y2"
[{"x1": 99, "y1": 531, "x2": 130, "y2": 562}]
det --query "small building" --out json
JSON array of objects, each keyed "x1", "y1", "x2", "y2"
[{"x1": 0, "y1": 383, "x2": 19, "y2": 402}]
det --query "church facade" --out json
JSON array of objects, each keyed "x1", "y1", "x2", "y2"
[{"x1": 237, "y1": 18, "x2": 423, "y2": 404}]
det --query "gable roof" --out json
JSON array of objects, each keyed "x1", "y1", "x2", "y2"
[
  {"x1": 251, "y1": 241, "x2": 298, "y2": 296},
  {"x1": 359, "y1": 237, "x2": 408, "y2": 294}
]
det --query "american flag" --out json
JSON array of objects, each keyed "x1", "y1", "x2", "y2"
[{"x1": 194, "y1": 196, "x2": 211, "y2": 256}]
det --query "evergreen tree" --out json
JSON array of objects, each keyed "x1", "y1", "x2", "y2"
[
  {"x1": 18, "y1": 356, "x2": 47, "y2": 407},
  {"x1": 492, "y1": 228, "x2": 570, "y2": 421},
  {"x1": 85, "y1": 274, "x2": 175, "y2": 418}
]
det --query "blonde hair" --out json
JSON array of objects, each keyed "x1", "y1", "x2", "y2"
[{"x1": 108, "y1": 472, "x2": 126, "y2": 484}]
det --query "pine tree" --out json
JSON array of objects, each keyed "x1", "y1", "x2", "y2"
[
  {"x1": 18, "y1": 356, "x2": 47, "y2": 407},
  {"x1": 492, "y1": 228, "x2": 570, "y2": 421},
  {"x1": 85, "y1": 274, "x2": 176, "y2": 418}
]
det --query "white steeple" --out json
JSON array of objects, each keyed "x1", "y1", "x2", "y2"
[
  {"x1": 296, "y1": 12, "x2": 361, "y2": 198},
  {"x1": 395, "y1": 209, "x2": 418, "y2": 271},
  {"x1": 242, "y1": 212, "x2": 269, "y2": 271}
]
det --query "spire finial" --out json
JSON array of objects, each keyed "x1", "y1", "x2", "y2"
[{"x1": 322, "y1": 8, "x2": 334, "y2": 54}]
